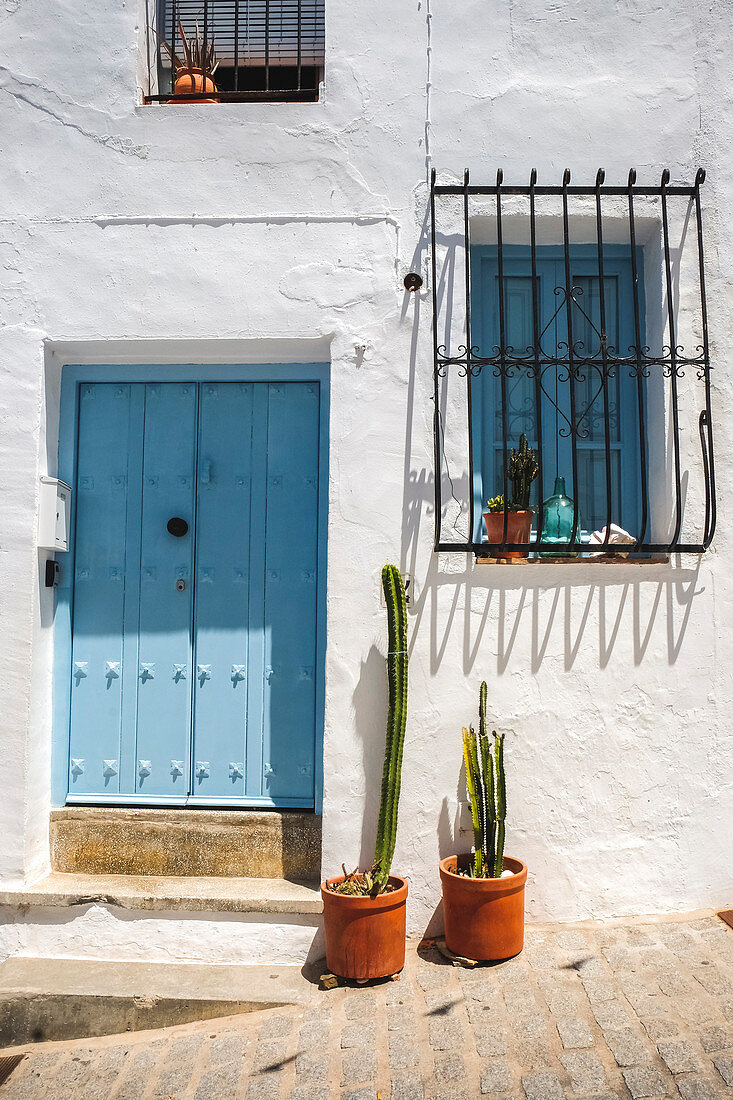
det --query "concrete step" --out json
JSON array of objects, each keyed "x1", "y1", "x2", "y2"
[
  {"x1": 50, "y1": 807, "x2": 322, "y2": 880},
  {"x1": 0, "y1": 957, "x2": 314, "y2": 1045},
  {"x1": 0, "y1": 872, "x2": 323, "y2": 914}
]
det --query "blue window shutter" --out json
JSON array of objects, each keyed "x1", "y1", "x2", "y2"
[{"x1": 470, "y1": 245, "x2": 646, "y2": 542}]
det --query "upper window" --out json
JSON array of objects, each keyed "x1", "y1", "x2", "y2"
[{"x1": 145, "y1": 1, "x2": 325, "y2": 104}]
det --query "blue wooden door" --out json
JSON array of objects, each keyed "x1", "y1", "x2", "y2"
[{"x1": 67, "y1": 380, "x2": 322, "y2": 807}]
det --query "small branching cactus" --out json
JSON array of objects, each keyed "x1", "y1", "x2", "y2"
[
  {"x1": 508, "y1": 433, "x2": 538, "y2": 511},
  {"x1": 461, "y1": 681, "x2": 507, "y2": 878}
]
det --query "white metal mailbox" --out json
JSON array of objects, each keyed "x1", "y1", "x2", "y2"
[{"x1": 38, "y1": 476, "x2": 71, "y2": 552}]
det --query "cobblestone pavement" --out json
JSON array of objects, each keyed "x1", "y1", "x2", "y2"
[{"x1": 2, "y1": 913, "x2": 733, "y2": 1099}]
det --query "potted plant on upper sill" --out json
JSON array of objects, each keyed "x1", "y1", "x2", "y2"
[
  {"x1": 321, "y1": 564, "x2": 409, "y2": 981},
  {"x1": 155, "y1": 20, "x2": 220, "y2": 102},
  {"x1": 439, "y1": 681, "x2": 527, "y2": 961},
  {"x1": 483, "y1": 433, "x2": 539, "y2": 560}
]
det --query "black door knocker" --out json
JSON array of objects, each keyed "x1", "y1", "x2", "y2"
[{"x1": 167, "y1": 517, "x2": 189, "y2": 537}]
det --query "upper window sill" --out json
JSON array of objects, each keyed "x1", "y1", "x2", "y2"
[{"x1": 142, "y1": 89, "x2": 321, "y2": 105}]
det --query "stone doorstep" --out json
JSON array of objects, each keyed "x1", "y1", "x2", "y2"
[
  {"x1": 50, "y1": 806, "x2": 322, "y2": 880},
  {"x1": 0, "y1": 957, "x2": 313, "y2": 1046},
  {"x1": 0, "y1": 871, "x2": 323, "y2": 914}
]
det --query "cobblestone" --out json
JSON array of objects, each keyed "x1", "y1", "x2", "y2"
[
  {"x1": 388, "y1": 1031, "x2": 420, "y2": 1069},
  {"x1": 479, "y1": 1059, "x2": 513, "y2": 1093},
  {"x1": 558, "y1": 1049, "x2": 608, "y2": 1092},
  {"x1": 194, "y1": 1064, "x2": 244, "y2": 1099},
  {"x1": 3, "y1": 914, "x2": 731, "y2": 1100},
  {"x1": 427, "y1": 1017, "x2": 462, "y2": 1050},
  {"x1": 298, "y1": 1020, "x2": 330, "y2": 1050},
  {"x1": 622, "y1": 1065, "x2": 672, "y2": 1097},
  {"x1": 520, "y1": 1070, "x2": 564, "y2": 1100},
  {"x1": 344, "y1": 992, "x2": 376, "y2": 1020},
  {"x1": 700, "y1": 1024, "x2": 732, "y2": 1052},
  {"x1": 290, "y1": 1088, "x2": 330, "y2": 1100},
  {"x1": 474, "y1": 1025, "x2": 508, "y2": 1057},
  {"x1": 340, "y1": 1049, "x2": 377, "y2": 1086},
  {"x1": 513, "y1": 1039, "x2": 555, "y2": 1069},
  {"x1": 390, "y1": 1074, "x2": 424, "y2": 1100},
  {"x1": 640, "y1": 1015, "x2": 680, "y2": 1041},
  {"x1": 511, "y1": 1012, "x2": 548, "y2": 1039},
  {"x1": 712, "y1": 1054, "x2": 733, "y2": 1085},
  {"x1": 433, "y1": 1052, "x2": 465, "y2": 1080},
  {"x1": 245, "y1": 1078, "x2": 281, "y2": 1100},
  {"x1": 340, "y1": 1022, "x2": 375, "y2": 1048},
  {"x1": 252, "y1": 1039, "x2": 286, "y2": 1073},
  {"x1": 387, "y1": 1006, "x2": 416, "y2": 1032},
  {"x1": 556, "y1": 1015, "x2": 594, "y2": 1048},
  {"x1": 676, "y1": 1076, "x2": 725, "y2": 1100},
  {"x1": 295, "y1": 1051, "x2": 329, "y2": 1081},
  {"x1": 259, "y1": 1014, "x2": 294, "y2": 1040},
  {"x1": 604, "y1": 1026, "x2": 651, "y2": 1066},
  {"x1": 657, "y1": 1038, "x2": 701, "y2": 1073},
  {"x1": 592, "y1": 999, "x2": 632, "y2": 1030}
]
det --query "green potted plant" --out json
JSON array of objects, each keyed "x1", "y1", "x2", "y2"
[
  {"x1": 321, "y1": 565, "x2": 409, "y2": 981},
  {"x1": 483, "y1": 434, "x2": 538, "y2": 559},
  {"x1": 439, "y1": 682, "x2": 527, "y2": 961},
  {"x1": 155, "y1": 20, "x2": 220, "y2": 102}
]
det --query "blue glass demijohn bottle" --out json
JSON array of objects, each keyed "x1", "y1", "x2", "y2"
[{"x1": 540, "y1": 477, "x2": 578, "y2": 557}]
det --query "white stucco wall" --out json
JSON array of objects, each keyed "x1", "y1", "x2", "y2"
[{"x1": 0, "y1": 0, "x2": 731, "y2": 951}]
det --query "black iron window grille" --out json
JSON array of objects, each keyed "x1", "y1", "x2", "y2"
[
  {"x1": 429, "y1": 168, "x2": 715, "y2": 558},
  {"x1": 144, "y1": 0, "x2": 325, "y2": 103}
]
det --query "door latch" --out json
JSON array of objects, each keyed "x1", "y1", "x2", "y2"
[{"x1": 176, "y1": 578, "x2": 187, "y2": 592}]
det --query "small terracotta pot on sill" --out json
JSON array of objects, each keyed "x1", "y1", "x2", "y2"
[
  {"x1": 439, "y1": 855, "x2": 527, "y2": 962},
  {"x1": 321, "y1": 874, "x2": 408, "y2": 980},
  {"x1": 170, "y1": 69, "x2": 219, "y2": 103},
  {"x1": 483, "y1": 510, "x2": 533, "y2": 559}
]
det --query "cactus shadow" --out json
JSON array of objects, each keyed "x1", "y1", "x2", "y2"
[
  {"x1": 422, "y1": 794, "x2": 472, "y2": 940},
  {"x1": 352, "y1": 643, "x2": 389, "y2": 871}
]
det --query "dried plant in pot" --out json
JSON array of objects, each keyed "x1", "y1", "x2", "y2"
[
  {"x1": 154, "y1": 20, "x2": 220, "y2": 102},
  {"x1": 483, "y1": 434, "x2": 538, "y2": 559},
  {"x1": 321, "y1": 565, "x2": 409, "y2": 981},
  {"x1": 439, "y1": 681, "x2": 527, "y2": 961}
]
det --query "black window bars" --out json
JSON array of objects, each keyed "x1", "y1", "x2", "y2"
[
  {"x1": 145, "y1": 0, "x2": 325, "y2": 103},
  {"x1": 429, "y1": 167, "x2": 716, "y2": 558}
]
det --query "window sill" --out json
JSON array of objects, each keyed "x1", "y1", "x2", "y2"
[{"x1": 475, "y1": 554, "x2": 670, "y2": 566}]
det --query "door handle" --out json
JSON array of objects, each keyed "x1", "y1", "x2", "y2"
[
  {"x1": 167, "y1": 517, "x2": 189, "y2": 537},
  {"x1": 201, "y1": 460, "x2": 212, "y2": 485}
]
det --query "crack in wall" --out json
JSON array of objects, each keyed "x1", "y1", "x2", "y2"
[{"x1": 0, "y1": 66, "x2": 149, "y2": 159}]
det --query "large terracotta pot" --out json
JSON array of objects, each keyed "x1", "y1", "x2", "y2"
[
  {"x1": 171, "y1": 69, "x2": 219, "y2": 103},
  {"x1": 321, "y1": 875, "x2": 408, "y2": 980},
  {"x1": 483, "y1": 510, "x2": 533, "y2": 559},
  {"x1": 440, "y1": 855, "x2": 527, "y2": 961}
]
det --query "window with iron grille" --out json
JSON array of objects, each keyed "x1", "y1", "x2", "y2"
[
  {"x1": 429, "y1": 169, "x2": 715, "y2": 559},
  {"x1": 144, "y1": 1, "x2": 325, "y2": 103}
]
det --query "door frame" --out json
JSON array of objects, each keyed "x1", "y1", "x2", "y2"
[{"x1": 51, "y1": 363, "x2": 330, "y2": 813}]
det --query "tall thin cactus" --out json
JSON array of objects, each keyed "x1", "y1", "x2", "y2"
[
  {"x1": 461, "y1": 682, "x2": 506, "y2": 878},
  {"x1": 372, "y1": 565, "x2": 408, "y2": 892}
]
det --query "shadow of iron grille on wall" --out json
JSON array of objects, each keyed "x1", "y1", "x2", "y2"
[
  {"x1": 144, "y1": 0, "x2": 325, "y2": 102},
  {"x1": 429, "y1": 168, "x2": 715, "y2": 558}
]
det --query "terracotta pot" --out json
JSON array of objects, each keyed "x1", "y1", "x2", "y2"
[
  {"x1": 483, "y1": 510, "x2": 533, "y2": 559},
  {"x1": 171, "y1": 69, "x2": 219, "y2": 103},
  {"x1": 321, "y1": 875, "x2": 408, "y2": 980},
  {"x1": 439, "y1": 855, "x2": 527, "y2": 961}
]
